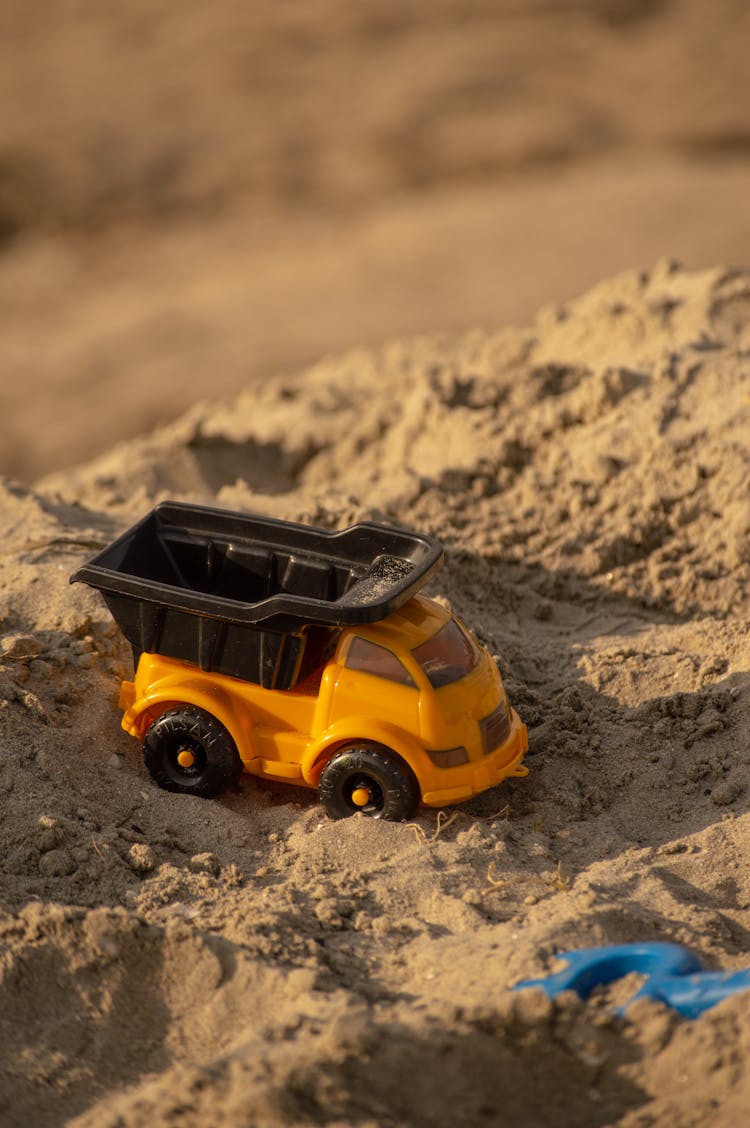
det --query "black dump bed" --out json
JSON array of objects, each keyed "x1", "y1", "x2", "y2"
[{"x1": 71, "y1": 501, "x2": 443, "y2": 689}]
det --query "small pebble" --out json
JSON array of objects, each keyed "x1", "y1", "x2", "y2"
[
  {"x1": 223, "y1": 862, "x2": 244, "y2": 887},
  {"x1": 314, "y1": 899, "x2": 344, "y2": 928},
  {"x1": 38, "y1": 849, "x2": 76, "y2": 877},
  {"x1": 128, "y1": 843, "x2": 157, "y2": 874},
  {"x1": 70, "y1": 638, "x2": 93, "y2": 655},
  {"x1": 189, "y1": 852, "x2": 221, "y2": 877},
  {"x1": 1, "y1": 634, "x2": 42, "y2": 660},
  {"x1": 712, "y1": 779, "x2": 743, "y2": 806},
  {"x1": 38, "y1": 821, "x2": 64, "y2": 852}
]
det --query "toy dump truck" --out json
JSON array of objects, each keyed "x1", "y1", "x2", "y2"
[{"x1": 72, "y1": 502, "x2": 527, "y2": 820}]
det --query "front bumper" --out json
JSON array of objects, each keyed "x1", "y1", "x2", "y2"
[{"x1": 421, "y1": 709, "x2": 528, "y2": 807}]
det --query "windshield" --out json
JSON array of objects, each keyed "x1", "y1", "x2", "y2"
[{"x1": 412, "y1": 618, "x2": 479, "y2": 689}]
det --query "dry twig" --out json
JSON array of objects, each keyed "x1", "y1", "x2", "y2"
[
  {"x1": 546, "y1": 860, "x2": 572, "y2": 892},
  {"x1": 407, "y1": 808, "x2": 459, "y2": 846},
  {"x1": 481, "y1": 861, "x2": 506, "y2": 896}
]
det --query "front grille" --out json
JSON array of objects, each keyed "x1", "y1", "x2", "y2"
[{"x1": 480, "y1": 703, "x2": 511, "y2": 755}]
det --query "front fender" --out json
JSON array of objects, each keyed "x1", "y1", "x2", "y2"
[{"x1": 301, "y1": 717, "x2": 426, "y2": 788}]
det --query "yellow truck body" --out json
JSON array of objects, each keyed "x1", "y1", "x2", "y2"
[{"x1": 120, "y1": 593, "x2": 527, "y2": 814}]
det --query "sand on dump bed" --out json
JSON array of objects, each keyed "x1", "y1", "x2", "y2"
[{"x1": 1, "y1": 262, "x2": 750, "y2": 1126}]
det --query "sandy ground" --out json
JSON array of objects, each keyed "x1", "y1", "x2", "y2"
[
  {"x1": 2, "y1": 2, "x2": 750, "y2": 1122},
  {"x1": 2, "y1": 0, "x2": 750, "y2": 480},
  {"x1": 0, "y1": 262, "x2": 748, "y2": 1125}
]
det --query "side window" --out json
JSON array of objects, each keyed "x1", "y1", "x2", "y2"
[{"x1": 345, "y1": 637, "x2": 416, "y2": 687}]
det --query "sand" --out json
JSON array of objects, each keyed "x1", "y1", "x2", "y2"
[{"x1": 0, "y1": 262, "x2": 748, "y2": 1125}]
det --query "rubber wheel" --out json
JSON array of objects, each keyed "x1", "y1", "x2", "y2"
[
  {"x1": 143, "y1": 707, "x2": 242, "y2": 798},
  {"x1": 318, "y1": 743, "x2": 420, "y2": 821}
]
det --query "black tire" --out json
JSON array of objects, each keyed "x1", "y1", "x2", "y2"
[
  {"x1": 318, "y1": 743, "x2": 420, "y2": 821},
  {"x1": 144, "y1": 707, "x2": 242, "y2": 798}
]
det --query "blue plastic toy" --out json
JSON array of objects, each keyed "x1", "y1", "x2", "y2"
[{"x1": 513, "y1": 942, "x2": 750, "y2": 1019}]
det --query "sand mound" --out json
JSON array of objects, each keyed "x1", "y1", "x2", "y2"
[{"x1": 2, "y1": 262, "x2": 750, "y2": 1125}]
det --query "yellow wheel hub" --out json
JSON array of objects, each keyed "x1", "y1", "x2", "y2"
[
  {"x1": 177, "y1": 748, "x2": 196, "y2": 769},
  {"x1": 351, "y1": 786, "x2": 371, "y2": 808}
]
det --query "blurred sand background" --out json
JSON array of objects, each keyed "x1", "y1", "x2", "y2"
[
  {"x1": 2, "y1": 5, "x2": 750, "y2": 1124},
  {"x1": 1, "y1": 0, "x2": 749, "y2": 481}
]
